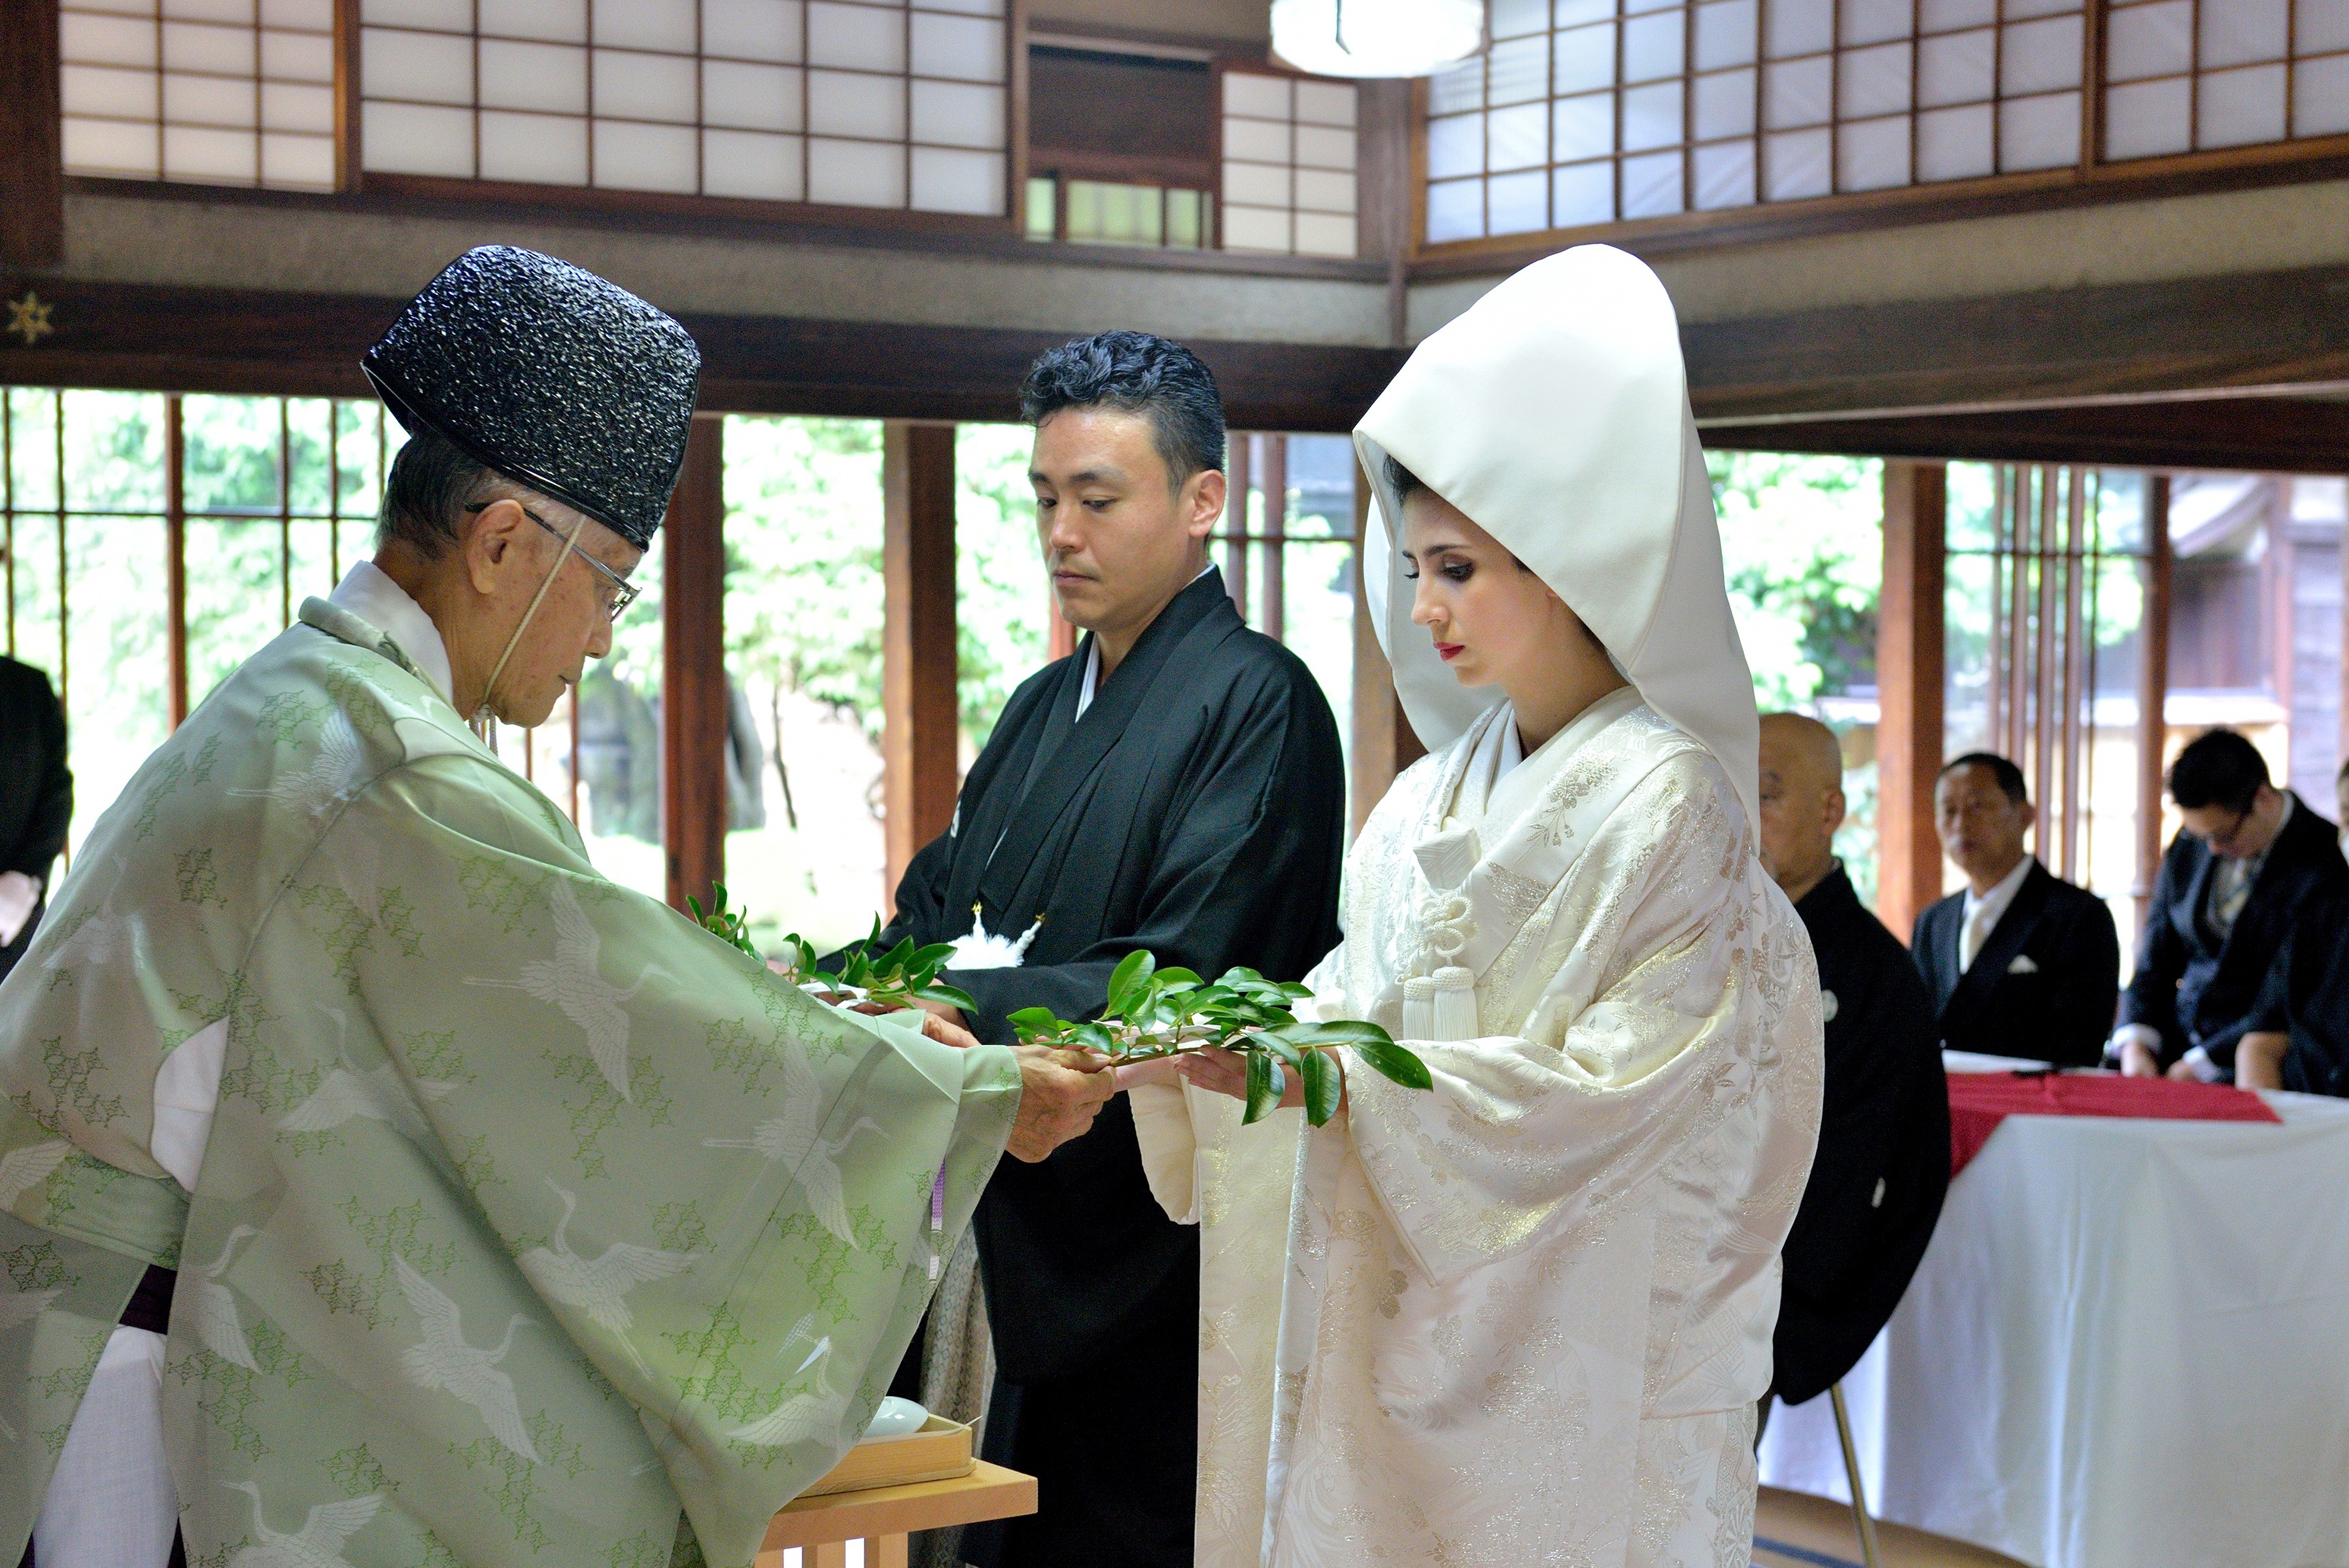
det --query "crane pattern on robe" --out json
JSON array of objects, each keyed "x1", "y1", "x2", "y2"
[
  {"x1": 393, "y1": 1253, "x2": 540, "y2": 1461},
  {"x1": 229, "y1": 707, "x2": 369, "y2": 816},
  {"x1": 467, "y1": 874, "x2": 673, "y2": 1100},
  {"x1": 0, "y1": 1138, "x2": 68, "y2": 1209},
  {"x1": 518, "y1": 1178, "x2": 698, "y2": 1335},
  {"x1": 39, "y1": 858, "x2": 131, "y2": 974},
  {"x1": 725, "y1": 1312, "x2": 851, "y2": 1448},
  {"x1": 700, "y1": 1034, "x2": 889, "y2": 1246},
  {"x1": 224, "y1": 1481, "x2": 383, "y2": 1568},
  {"x1": 194, "y1": 1224, "x2": 264, "y2": 1371},
  {"x1": 275, "y1": 1005, "x2": 458, "y2": 1142}
]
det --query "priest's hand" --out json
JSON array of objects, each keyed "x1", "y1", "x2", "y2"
[{"x1": 1007, "y1": 1046, "x2": 1116, "y2": 1161}]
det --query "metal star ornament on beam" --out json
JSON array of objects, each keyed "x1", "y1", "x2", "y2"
[{"x1": 5, "y1": 291, "x2": 56, "y2": 345}]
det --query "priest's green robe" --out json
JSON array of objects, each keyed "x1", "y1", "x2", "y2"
[{"x1": 0, "y1": 595, "x2": 1020, "y2": 1568}]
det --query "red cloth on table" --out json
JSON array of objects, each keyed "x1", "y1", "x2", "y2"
[{"x1": 1947, "y1": 1071, "x2": 2282, "y2": 1176}]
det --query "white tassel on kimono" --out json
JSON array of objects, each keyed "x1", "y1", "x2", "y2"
[
  {"x1": 948, "y1": 904, "x2": 1042, "y2": 970},
  {"x1": 1430, "y1": 965, "x2": 1478, "y2": 1041}
]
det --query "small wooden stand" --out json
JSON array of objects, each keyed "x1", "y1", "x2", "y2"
[{"x1": 757, "y1": 1461, "x2": 1037, "y2": 1568}]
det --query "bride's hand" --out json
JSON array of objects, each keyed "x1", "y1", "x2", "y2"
[
  {"x1": 1111, "y1": 1055, "x2": 1184, "y2": 1092},
  {"x1": 1176, "y1": 1045, "x2": 1250, "y2": 1100}
]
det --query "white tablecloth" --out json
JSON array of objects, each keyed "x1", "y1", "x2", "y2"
[{"x1": 1760, "y1": 1058, "x2": 2349, "y2": 1568}]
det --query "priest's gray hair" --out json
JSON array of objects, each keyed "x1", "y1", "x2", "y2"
[{"x1": 375, "y1": 429, "x2": 551, "y2": 560}]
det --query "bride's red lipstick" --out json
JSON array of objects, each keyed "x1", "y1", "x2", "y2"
[{"x1": 1435, "y1": 641, "x2": 1464, "y2": 662}]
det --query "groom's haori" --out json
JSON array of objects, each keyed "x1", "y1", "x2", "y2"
[{"x1": 870, "y1": 567, "x2": 1345, "y2": 1568}]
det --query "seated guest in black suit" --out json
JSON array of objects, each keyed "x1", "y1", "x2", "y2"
[
  {"x1": 1757, "y1": 713, "x2": 1949, "y2": 1413},
  {"x1": 2236, "y1": 895, "x2": 2349, "y2": 1097},
  {"x1": 1912, "y1": 752, "x2": 2119, "y2": 1067},
  {"x1": 0, "y1": 651, "x2": 72, "y2": 983},
  {"x1": 2114, "y1": 727, "x2": 2348, "y2": 1081}
]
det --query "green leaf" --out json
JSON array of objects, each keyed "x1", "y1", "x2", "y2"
[
  {"x1": 1217, "y1": 966, "x2": 1263, "y2": 987},
  {"x1": 1299, "y1": 1048, "x2": 1343, "y2": 1126},
  {"x1": 1354, "y1": 1039, "x2": 1433, "y2": 1091},
  {"x1": 1154, "y1": 967, "x2": 1201, "y2": 989},
  {"x1": 1243, "y1": 1049, "x2": 1284, "y2": 1126},
  {"x1": 1106, "y1": 949, "x2": 1155, "y2": 1014},
  {"x1": 1290, "y1": 1019, "x2": 1392, "y2": 1048},
  {"x1": 918, "y1": 984, "x2": 978, "y2": 1012},
  {"x1": 912, "y1": 943, "x2": 959, "y2": 970},
  {"x1": 1074, "y1": 1023, "x2": 1117, "y2": 1054},
  {"x1": 1006, "y1": 1006, "x2": 1061, "y2": 1040},
  {"x1": 1258, "y1": 1034, "x2": 1304, "y2": 1071}
]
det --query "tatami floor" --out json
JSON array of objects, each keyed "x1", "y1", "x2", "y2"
[{"x1": 1755, "y1": 1488, "x2": 2030, "y2": 1568}]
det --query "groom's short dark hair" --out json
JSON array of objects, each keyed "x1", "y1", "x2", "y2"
[{"x1": 1020, "y1": 330, "x2": 1226, "y2": 487}]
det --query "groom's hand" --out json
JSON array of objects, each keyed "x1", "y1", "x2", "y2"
[
  {"x1": 915, "y1": 995, "x2": 969, "y2": 1033},
  {"x1": 1007, "y1": 1046, "x2": 1115, "y2": 1162}
]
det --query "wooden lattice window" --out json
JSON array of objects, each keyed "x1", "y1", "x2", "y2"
[
  {"x1": 1221, "y1": 71, "x2": 1359, "y2": 257},
  {"x1": 2104, "y1": 0, "x2": 2349, "y2": 159}
]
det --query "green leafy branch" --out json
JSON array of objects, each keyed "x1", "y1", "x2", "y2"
[
  {"x1": 1007, "y1": 950, "x2": 1430, "y2": 1128},
  {"x1": 764, "y1": 914, "x2": 977, "y2": 1014},
  {"x1": 687, "y1": 882, "x2": 763, "y2": 961}
]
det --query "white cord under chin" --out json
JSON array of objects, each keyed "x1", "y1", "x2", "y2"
[{"x1": 471, "y1": 511, "x2": 589, "y2": 731}]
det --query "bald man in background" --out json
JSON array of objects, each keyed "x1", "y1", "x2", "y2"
[{"x1": 1755, "y1": 714, "x2": 1949, "y2": 1415}]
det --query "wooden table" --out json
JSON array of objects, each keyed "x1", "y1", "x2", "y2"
[{"x1": 757, "y1": 1461, "x2": 1037, "y2": 1568}]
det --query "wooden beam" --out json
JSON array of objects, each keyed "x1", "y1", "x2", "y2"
[
  {"x1": 0, "y1": 274, "x2": 1401, "y2": 434},
  {"x1": 883, "y1": 421, "x2": 960, "y2": 913},
  {"x1": 1876, "y1": 460, "x2": 1947, "y2": 942},
  {"x1": 2136, "y1": 475, "x2": 2172, "y2": 936},
  {"x1": 0, "y1": 0, "x2": 62, "y2": 269},
  {"x1": 1702, "y1": 397, "x2": 2349, "y2": 474},
  {"x1": 663, "y1": 414, "x2": 728, "y2": 914}
]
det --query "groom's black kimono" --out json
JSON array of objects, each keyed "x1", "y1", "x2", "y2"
[{"x1": 876, "y1": 568, "x2": 1345, "y2": 1568}]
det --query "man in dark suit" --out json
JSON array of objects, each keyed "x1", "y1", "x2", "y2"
[
  {"x1": 0, "y1": 652, "x2": 72, "y2": 983},
  {"x1": 1912, "y1": 752, "x2": 2119, "y2": 1067},
  {"x1": 1756, "y1": 713, "x2": 1947, "y2": 1413},
  {"x1": 2114, "y1": 727, "x2": 2347, "y2": 1082}
]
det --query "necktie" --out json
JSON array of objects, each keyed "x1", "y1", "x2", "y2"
[
  {"x1": 2210, "y1": 859, "x2": 2254, "y2": 938},
  {"x1": 1960, "y1": 898, "x2": 1999, "y2": 974}
]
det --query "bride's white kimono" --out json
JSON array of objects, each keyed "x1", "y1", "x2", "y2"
[{"x1": 1131, "y1": 243, "x2": 1824, "y2": 1568}]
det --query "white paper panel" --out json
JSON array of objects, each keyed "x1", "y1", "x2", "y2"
[
  {"x1": 1695, "y1": 0, "x2": 1758, "y2": 70},
  {"x1": 2294, "y1": 54, "x2": 2349, "y2": 137},
  {"x1": 1692, "y1": 136, "x2": 1756, "y2": 207},
  {"x1": 163, "y1": 20, "x2": 256, "y2": 73},
  {"x1": 481, "y1": 109, "x2": 589, "y2": 181},
  {"x1": 908, "y1": 12, "x2": 1001, "y2": 83},
  {"x1": 1555, "y1": 0, "x2": 1613, "y2": 25},
  {"x1": 1766, "y1": 0, "x2": 1833, "y2": 58},
  {"x1": 1556, "y1": 88, "x2": 1617, "y2": 158},
  {"x1": 1998, "y1": 88, "x2": 2080, "y2": 169},
  {"x1": 479, "y1": 0, "x2": 587, "y2": 42},
  {"x1": 1919, "y1": 27, "x2": 1995, "y2": 106},
  {"x1": 1840, "y1": 40, "x2": 1912, "y2": 118},
  {"x1": 1295, "y1": 80, "x2": 1356, "y2": 126},
  {"x1": 1693, "y1": 67, "x2": 1756, "y2": 137},
  {"x1": 165, "y1": 122, "x2": 258, "y2": 179},
  {"x1": 913, "y1": 0, "x2": 998, "y2": 15},
  {"x1": 806, "y1": 133, "x2": 903, "y2": 204},
  {"x1": 2000, "y1": 14, "x2": 2083, "y2": 95},
  {"x1": 1919, "y1": 0, "x2": 1996, "y2": 27},
  {"x1": 1843, "y1": 0, "x2": 1912, "y2": 46},
  {"x1": 63, "y1": 12, "x2": 160, "y2": 68},
  {"x1": 807, "y1": 1, "x2": 903, "y2": 71},
  {"x1": 596, "y1": 0, "x2": 696, "y2": 52},
  {"x1": 1553, "y1": 22, "x2": 1618, "y2": 95},
  {"x1": 166, "y1": 73, "x2": 257, "y2": 129},
  {"x1": 1491, "y1": 0, "x2": 1549, "y2": 39},
  {"x1": 362, "y1": 98, "x2": 473, "y2": 172},
  {"x1": 1838, "y1": 111, "x2": 1910, "y2": 188},
  {"x1": 2003, "y1": 0, "x2": 2082, "y2": 16},
  {"x1": 1294, "y1": 124, "x2": 1356, "y2": 169},
  {"x1": 2197, "y1": 63, "x2": 2288, "y2": 147},
  {"x1": 909, "y1": 78, "x2": 999, "y2": 146},
  {"x1": 1622, "y1": 9, "x2": 1685, "y2": 82},
  {"x1": 260, "y1": 28, "x2": 334, "y2": 79},
  {"x1": 1426, "y1": 112, "x2": 1482, "y2": 179},
  {"x1": 596, "y1": 49, "x2": 698, "y2": 122},
  {"x1": 1222, "y1": 160, "x2": 1290, "y2": 206},
  {"x1": 364, "y1": 0, "x2": 472, "y2": 27},
  {"x1": 1488, "y1": 101, "x2": 1549, "y2": 169},
  {"x1": 702, "y1": 60, "x2": 800, "y2": 131},
  {"x1": 2103, "y1": 75, "x2": 2191, "y2": 158},
  {"x1": 1428, "y1": 59, "x2": 1483, "y2": 115},
  {"x1": 262, "y1": 0, "x2": 335, "y2": 26},
  {"x1": 1294, "y1": 211, "x2": 1356, "y2": 255},
  {"x1": 2301, "y1": 0, "x2": 2349, "y2": 55},
  {"x1": 364, "y1": 27, "x2": 473, "y2": 104},
  {"x1": 806, "y1": 68, "x2": 904, "y2": 138},
  {"x1": 261, "y1": 80, "x2": 334, "y2": 131},
  {"x1": 2201, "y1": 0, "x2": 2290, "y2": 70},
  {"x1": 1489, "y1": 34, "x2": 1550, "y2": 103},
  {"x1": 63, "y1": 65, "x2": 160, "y2": 119},
  {"x1": 1423, "y1": 177, "x2": 1484, "y2": 241},
  {"x1": 1551, "y1": 158, "x2": 1613, "y2": 225},
  {"x1": 909, "y1": 145, "x2": 1000, "y2": 213},
  {"x1": 1621, "y1": 80, "x2": 1683, "y2": 150},
  {"x1": 1486, "y1": 167, "x2": 1549, "y2": 232},
  {"x1": 594, "y1": 118, "x2": 698, "y2": 189},
  {"x1": 701, "y1": 127, "x2": 804, "y2": 198},
  {"x1": 1222, "y1": 203, "x2": 1293, "y2": 250},
  {"x1": 1765, "y1": 54, "x2": 1833, "y2": 128},
  {"x1": 259, "y1": 129, "x2": 334, "y2": 186},
  {"x1": 1294, "y1": 167, "x2": 1355, "y2": 213},
  {"x1": 62, "y1": 116, "x2": 160, "y2": 176},
  {"x1": 2105, "y1": 1, "x2": 2191, "y2": 82},
  {"x1": 1223, "y1": 71, "x2": 1289, "y2": 118},
  {"x1": 479, "y1": 40, "x2": 588, "y2": 113},
  {"x1": 1915, "y1": 99, "x2": 1993, "y2": 178},
  {"x1": 703, "y1": 0, "x2": 804, "y2": 62},
  {"x1": 1762, "y1": 124, "x2": 1831, "y2": 197},
  {"x1": 1619, "y1": 147, "x2": 1684, "y2": 215},
  {"x1": 1224, "y1": 114, "x2": 1292, "y2": 163}
]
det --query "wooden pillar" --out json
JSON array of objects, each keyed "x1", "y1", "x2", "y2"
[
  {"x1": 2137, "y1": 474, "x2": 2173, "y2": 933},
  {"x1": 1877, "y1": 460, "x2": 1947, "y2": 941},
  {"x1": 883, "y1": 421, "x2": 960, "y2": 912},
  {"x1": 662, "y1": 413, "x2": 728, "y2": 913},
  {"x1": 166, "y1": 394, "x2": 190, "y2": 728},
  {"x1": 1260, "y1": 435, "x2": 1288, "y2": 642},
  {"x1": 0, "y1": 0, "x2": 63, "y2": 269},
  {"x1": 1348, "y1": 462, "x2": 1424, "y2": 839},
  {"x1": 1226, "y1": 434, "x2": 1252, "y2": 619}
]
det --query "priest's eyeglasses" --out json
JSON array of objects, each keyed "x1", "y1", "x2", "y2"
[{"x1": 466, "y1": 501, "x2": 641, "y2": 621}]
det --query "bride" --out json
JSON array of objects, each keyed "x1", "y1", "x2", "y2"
[{"x1": 1126, "y1": 245, "x2": 1823, "y2": 1568}]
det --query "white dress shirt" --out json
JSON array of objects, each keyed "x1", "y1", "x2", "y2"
[{"x1": 1959, "y1": 855, "x2": 2034, "y2": 974}]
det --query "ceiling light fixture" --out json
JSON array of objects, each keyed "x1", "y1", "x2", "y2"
[{"x1": 1269, "y1": 0, "x2": 1486, "y2": 79}]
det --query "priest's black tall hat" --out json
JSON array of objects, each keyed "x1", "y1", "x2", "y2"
[{"x1": 362, "y1": 246, "x2": 700, "y2": 549}]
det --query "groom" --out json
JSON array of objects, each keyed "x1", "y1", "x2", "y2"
[{"x1": 875, "y1": 332, "x2": 1346, "y2": 1567}]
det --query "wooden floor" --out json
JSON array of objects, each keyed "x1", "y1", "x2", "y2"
[{"x1": 1755, "y1": 1487, "x2": 2031, "y2": 1568}]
